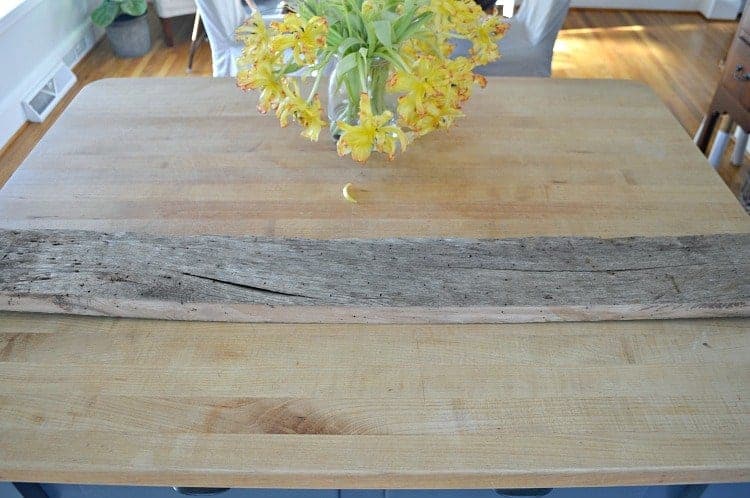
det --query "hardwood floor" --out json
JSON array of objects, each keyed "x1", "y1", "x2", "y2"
[
  {"x1": 1, "y1": 8, "x2": 748, "y2": 208},
  {"x1": 555, "y1": 9, "x2": 749, "y2": 207}
]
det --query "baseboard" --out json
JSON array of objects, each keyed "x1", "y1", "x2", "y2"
[
  {"x1": 570, "y1": 0, "x2": 742, "y2": 19},
  {"x1": 0, "y1": 20, "x2": 103, "y2": 149},
  {"x1": 572, "y1": 0, "x2": 701, "y2": 10},
  {"x1": 699, "y1": 0, "x2": 742, "y2": 19}
]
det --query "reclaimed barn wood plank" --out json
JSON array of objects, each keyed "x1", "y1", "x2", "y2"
[{"x1": 1, "y1": 229, "x2": 747, "y2": 323}]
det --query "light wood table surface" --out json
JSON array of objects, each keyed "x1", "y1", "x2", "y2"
[{"x1": 0, "y1": 77, "x2": 748, "y2": 489}]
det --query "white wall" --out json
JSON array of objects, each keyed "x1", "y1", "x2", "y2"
[
  {"x1": 0, "y1": 0, "x2": 101, "y2": 149},
  {"x1": 571, "y1": 0, "x2": 742, "y2": 19}
]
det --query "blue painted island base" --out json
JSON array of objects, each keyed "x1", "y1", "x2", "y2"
[{"x1": 2, "y1": 484, "x2": 750, "y2": 498}]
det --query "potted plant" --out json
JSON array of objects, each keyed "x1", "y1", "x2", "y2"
[{"x1": 92, "y1": 0, "x2": 151, "y2": 58}]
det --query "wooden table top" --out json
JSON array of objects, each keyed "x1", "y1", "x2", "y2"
[
  {"x1": 0, "y1": 77, "x2": 747, "y2": 237},
  {"x1": 0, "y1": 77, "x2": 748, "y2": 489}
]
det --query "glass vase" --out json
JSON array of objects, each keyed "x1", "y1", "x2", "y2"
[{"x1": 327, "y1": 56, "x2": 395, "y2": 140}]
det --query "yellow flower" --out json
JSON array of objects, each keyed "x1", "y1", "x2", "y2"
[
  {"x1": 275, "y1": 80, "x2": 326, "y2": 141},
  {"x1": 236, "y1": 12, "x2": 270, "y2": 53},
  {"x1": 298, "y1": 95, "x2": 326, "y2": 141},
  {"x1": 399, "y1": 35, "x2": 454, "y2": 61},
  {"x1": 414, "y1": 1, "x2": 508, "y2": 67},
  {"x1": 337, "y1": 93, "x2": 409, "y2": 163},
  {"x1": 271, "y1": 14, "x2": 327, "y2": 66},
  {"x1": 396, "y1": 92, "x2": 463, "y2": 135},
  {"x1": 427, "y1": 0, "x2": 484, "y2": 37},
  {"x1": 445, "y1": 56, "x2": 482, "y2": 102},
  {"x1": 361, "y1": 0, "x2": 376, "y2": 16},
  {"x1": 389, "y1": 56, "x2": 470, "y2": 134},
  {"x1": 468, "y1": 15, "x2": 508, "y2": 65},
  {"x1": 237, "y1": 61, "x2": 287, "y2": 113},
  {"x1": 389, "y1": 57, "x2": 445, "y2": 102},
  {"x1": 235, "y1": 0, "x2": 506, "y2": 163}
]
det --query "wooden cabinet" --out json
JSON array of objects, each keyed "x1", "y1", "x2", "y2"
[
  {"x1": 721, "y1": 29, "x2": 750, "y2": 109},
  {"x1": 696, "y1": 4, "x2": 750, "y2": 151}
]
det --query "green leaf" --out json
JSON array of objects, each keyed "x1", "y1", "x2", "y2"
[
  {"x1": 374, "y1": 47, "x2": 410, "y2": 73},
  {"x1": 327, "y1": 29, "x2": 343, "y2": 47},
  {"x1": 119, "y1": 0, "x2": 147, "y2": 17},
  {"x1": 397, "y1": 12, "x2": 433, "y2": 43},
  {"x1": 380, "y1": 11, "x2": 399, "y2": 23},
  {"x1": 364, "y1": 22, "x2": 377, "y2": 52},
  {"x1": 373, "y1": 20, "x2": 392, "y2": 48},
  {"x1": 392, "y1": 13, "x2": 412, "y2": 41},
  {"x1": 282, "y1": 62, "x2": 303, "y2": 74},
  {"x1": 336, "y1": 52, "x2": 359, "y2": 82},
  {"x1": 91, "y1": 1, "x2": 119, "y2": 27},
  {"x1": 348, "y1": 12, "x2": 365, "y2": 36},
  {"x1": 337, "y1": 37, "x2": 363, "y2": 55},
  {"x1": 393, "y1": 5, "x2": 423, "y2": 41}
]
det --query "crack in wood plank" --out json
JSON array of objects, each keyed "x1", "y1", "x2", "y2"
[{"x1": 180, "y1": 271, "x2": 313, "y2": 300}]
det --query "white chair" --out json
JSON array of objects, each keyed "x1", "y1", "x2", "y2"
[
  {"x1": 454, "y1": 0, "x2": 571, "y2": 77},
  {"x1": 153, "y1": 0, "x2": 197, "y2": 46},
  {"x1": 733, "y1": 128, "x2": 749, "y2": 167},
  {"x1": 496, "y1": 0, "x2": 516, "y2": 17},
  {"x1": 697, "y1": 116, "x2": 749, "y2": 170},
  {"x1": 194, "y1": 0, "x2": 252, "y2": 77}
]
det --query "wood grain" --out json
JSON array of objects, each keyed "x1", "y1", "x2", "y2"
[
  {"x1": 0, "y1": 78, "x2": 748, "y2": 239},
  {"x1": 0, "y1": 76, "x2": 749, "y2": 487},
  {"x1": 0, "y1": 312, "x2": 748, "y2": 487},
  {"x1": 1, "y1": 229, "x2": 748, "y2": 323}
]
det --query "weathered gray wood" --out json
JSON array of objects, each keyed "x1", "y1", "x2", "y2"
[{"x1": 1, "y1": 229, "x2": 748, "y2": 323}]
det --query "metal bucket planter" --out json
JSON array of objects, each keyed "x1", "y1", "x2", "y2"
[{"x1": 106, "y1": 13, "x2": 151, "y2": 58}]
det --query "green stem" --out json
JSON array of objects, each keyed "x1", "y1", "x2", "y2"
[
  {"x1": 344, "y1": 78, "x2": 359, "y2": 122},
  {"x1": 307, "y1": 69, "x2": 324, "y2": 104},
  {"x1": 369, "y1": 60, "x2": 390, "y2": 115},
  {"x1": 357, "y1": 57, "x2": 368, "y2": 94}
]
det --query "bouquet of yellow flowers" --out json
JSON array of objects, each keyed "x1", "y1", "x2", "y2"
[{"x1": 237, "y1": 0, "x2": 507, "y2": 163}]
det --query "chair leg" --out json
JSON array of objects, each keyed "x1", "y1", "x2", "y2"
[
  {"x1": 732, "y1": 127, "x2": 748, "y2": 166},
  {"x1": 160, "y1": 17, "x2": 176, "y2": 47},
  {"x1": 187, "y1": 12, "x2": 203, "y2": 73},
  {"x1": 695, "y1": 110, "x2": 721, "y2": 153},
  {"x1": 495, "y1": 489, "x2": 552, "y2": 497},
  {"x1": 694, "y1": 115, "x2": 707, "y2": 145},
  {"x1": 678, "y1": 484, "x2": 708, "y2": 498},
  {"x1": 708, "y1": 115, "x2": 733, "y2": 169},
  {"x1": 173, "y1": 487, "x2": 229, "y2": 495}
]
